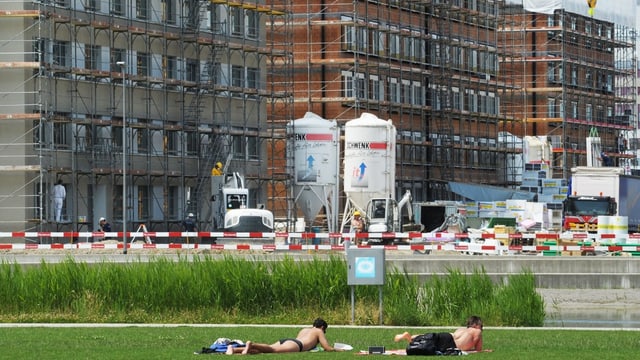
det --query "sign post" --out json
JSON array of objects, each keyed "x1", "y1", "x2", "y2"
[{"x1": 347, "y1": 248, "x2": 385, "y2": 324}]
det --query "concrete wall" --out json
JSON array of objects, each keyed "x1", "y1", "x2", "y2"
[{"x1": 386, "y1": 255, "x2": 640, "y2": 289}]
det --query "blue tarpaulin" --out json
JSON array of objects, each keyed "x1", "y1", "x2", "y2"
[{"x1": 448, "y1": 182, "x2": 536, "y2": 202}]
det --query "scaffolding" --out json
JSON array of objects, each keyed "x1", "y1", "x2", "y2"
[
  {"x1": 284, "y1": 0, "x2": 519, "y2": 221},
  {"x1": 0, "y1": 0, "x2": 293, "y2": 236},
  {"x1": 2, "y1": 0, "x2": 636, "y2": 237},
  {"x1": 499, "y1": 0, "x2": 636, "y2": 179}
]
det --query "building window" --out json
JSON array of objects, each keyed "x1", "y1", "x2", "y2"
[
  {"x1": 247, "y1": 135, "x2": 258, "y2": 160},
  {"x1": 85, "y1": 44, "x2": 100, "y2": 70},
  {"x1": 111, "y1": 49, "x2": 126, "y2": 72},
  {"x1": 372, "y1": 26, "x2": 386, "y2": 56},
  {"x1": 53, "y1": 40, "x2": 70, "y2": 67},
  {"x1": 231, "y1": 134, "x2": 244, "y2": 159},
  {"x1": 137, "y1": 52, "x2": 150, "y2": 77},
  {"x1": 370, "y1": 75, "x2": 382, "y2": 101},
  {"x1": 186, "y1": 59, "x2": 199, "y2": 82},
  {"x1": 389, "y1": 26, "x2": 400, "y2": 57},
  {"x1": 135, "y1": 127, "x2": 148, "y2": 154},
  {"x1": 231, "y1": 65, "x2": 244, "y2": 88},
  {"x1": 231, "y1": 130, "x2": 259, "y2": 161},
  {"x1": 546, "y1": 62, "x2": 554, "y2": 82},
  {"x1": 112, "y1": 0, "x2": 124, "y2": 15},
  {"x1": 452, "y1": 87, "x2": 461, "y2": 110},
  {"x1": 356, "y1": 73, "x2": 366, "y2": 99},
  {"x1": 54, "y1": 122, "x2": 71, "y2": 149},
  {"x1": 85, "y1": 0, "x2": 98, "y2": 11},
  {"x1": 585, "y1": 70, "x2": 592, "y2": 89},
  {"x1": 389, "y1": 78, "x2": 400, "y2": 103},
  {"x1": 414, "y1": 82, "x2": 424, "y2": 106},
  {"x1": 136, "y1": 186, "x2": 149, "y2": 220},
  {"x1": 246, "y1": 10, "x2": 259, "y2": 38},
  {"x1": 165, "y1": 130, "x2": 180, "y2": 155},
  {"x1": 401, "y1": 80, "x2": 411, "y2": 104},
  {"x1": 112, "y1": 126, "x2": 125, "y2": 151},
  {"x1": 168, "y1": 186, "x2": 179, "y2": 220},
  {"x1": 547, "y1": 98, "x2": 556, "y2": 118},
  {"x1": 231, "y1": 7, "x2": 243, "y2": 35},
  {"x1": 547, "y1": 15, "x2": 554, "y2": 27},
  {"x1": 164, "y1": 55, "x2": 177, "y2": 80},
  {"x1": 136, "y1": 0, "x2": 148, "y2": 20},
  {"x1": 342, "y1": 71, "x2": 354, "y2": 98},
  {"x1": 247, "y1": 67, "x2": 259, "y2": 89},
  {"x1": 403, "y1": 32, "x2": 413, "y2": 60},
  {"x1": 453, "y1": 46, "x2": 463, "y2": 69},
  {"x1": 467, "y1": 90, "x2": 477, "y2": 112},
  {"x1": 342, "y1": 16, "x2": 355, "y2": 50},
  {"x1": 162, "y1": 0, "x2": 175, "y2": 24},
  {"x1": 557, "y1": 63, "x2": 563, "y2": 82},
  {"x1": 356, "y1": 23, "x2": 368, "y2": 52},
  {"x1": 185, "y1": 131, "x2": 198, "y2": 156}
]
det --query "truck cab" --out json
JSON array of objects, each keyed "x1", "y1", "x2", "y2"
[{"x1": 562, "y1": 195, "x2": 616, "y2": 232}]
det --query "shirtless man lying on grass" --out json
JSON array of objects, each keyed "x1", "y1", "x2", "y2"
[
  {"x1": 394, "y1": 315, "x2": 493, "y2": 354},
  {"x1": 226, "y1": 318, "x2": 342, "y2": 355}
]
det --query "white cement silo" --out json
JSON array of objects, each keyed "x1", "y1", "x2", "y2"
[
  {"x1": 287, "y1": 112, "x2": 340, "y2": 232},
  {"x1": 341, "y1": 113, "x2": 396, "y2": 231}
]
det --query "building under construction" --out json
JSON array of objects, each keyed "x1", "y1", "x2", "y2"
[
  {"x1": 500, "y1": 0, "x2": 637, "y2": 179},
  {"x1": 283, "y1": 0, "x2": 636, "y2": 219},
  {"x1": 0, "y1": 0, "x2": 636, "y2": 236},
  {"x1": 0, "y1": 0, "x2": 293, "y2": 236},
  {"x1": 286, "y1": 0, "x2": 520, "y2": 206}
]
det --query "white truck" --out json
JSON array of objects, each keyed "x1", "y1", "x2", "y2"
[{"x1": 566, "y1": 166, "x2": 640, "y2": 232}]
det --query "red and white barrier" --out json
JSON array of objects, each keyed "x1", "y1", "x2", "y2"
[{"x1": 0, "y1": 231, "x2": 638, "y2": 253}]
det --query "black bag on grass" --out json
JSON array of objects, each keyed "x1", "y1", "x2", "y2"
[{"x1": 406, "y1": 333, "x2": 437, "y2": 356}]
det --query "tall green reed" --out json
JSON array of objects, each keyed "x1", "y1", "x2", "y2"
[{"x1": 0, "y1": 255, "x2": 544, "y2": 326}]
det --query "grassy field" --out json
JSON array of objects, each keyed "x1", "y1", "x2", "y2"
[{"x1": 1, "y1": 325, "x2": 638, "y2": 360}]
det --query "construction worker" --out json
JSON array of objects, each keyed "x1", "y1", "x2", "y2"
[
  {"x1": 182, "y1": 213, "x2": 198, "y2": 244},
  {"x1": 350, "y1": 210, "x2": 365, "y2": 245},
  {"x1": 211, "y1": 162, "x2": 223, "y2": 176}
]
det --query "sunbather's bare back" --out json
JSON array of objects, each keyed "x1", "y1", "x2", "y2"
[
  {"x1": 268, "y1": 327, "x2": 329, "y2": 352},
  {"x1": 226, "y1": 318, "x2": 338, "y2": 355},
  {"x1": 452, "y1": 327, "x2": 483, "y2": 351}
]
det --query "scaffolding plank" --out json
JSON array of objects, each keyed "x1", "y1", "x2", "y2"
[
  {"x1": 0, "y1": 165, "x2": 40, "y2": 171},
  {"x1": 0, "y1": 62, "x2": 40, "y2": 69},
  {"x1": 309, "y1": 58, "x2": 356, "y2": 65},
  {"x1": 0, "y1": 10, "x2": 40, "y2": 17},
  {"x1": 523, "y1": 87, "x2": 563, "y2": 93},
  {"x1": 524, "y1": 117, "x2": 563, "y2": 123},
  {"x1": 0, "y1": 113, "x2": 40, "y2": 120}
]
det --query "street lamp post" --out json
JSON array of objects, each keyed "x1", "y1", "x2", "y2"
[{"x1": 117, "y1": 61, "x2": 127, "y2": 255}]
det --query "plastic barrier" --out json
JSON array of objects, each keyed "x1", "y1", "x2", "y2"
[{"x1": 0, "y1": 231, "x2": 639, "y2": 253}]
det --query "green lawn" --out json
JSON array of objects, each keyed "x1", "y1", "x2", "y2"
[{"x1": 1, "y1": 325, "x2": 638, "y2": 359}]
